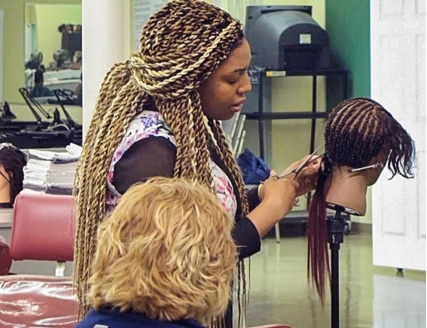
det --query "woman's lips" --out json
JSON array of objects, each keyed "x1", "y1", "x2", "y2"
[
  {"x1": 231, "y1": 103, "x2": 243, "y2": 112},
  {"x1": 231, "y1": 100, "x2": 245, "y2": 112}
]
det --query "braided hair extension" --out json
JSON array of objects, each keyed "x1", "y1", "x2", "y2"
[
  {"x1": 307, "y1": 154, "x2": 332, "y2": 303},
  {"x1": 74, "y1": 0, "x2": 249, "y2": 323},
  {"x1": 307, "y1": 97, "x2": 415, "y2": 302},
  {"x1": 208, "y1": 119, "x2": 250, "y2": 326}
]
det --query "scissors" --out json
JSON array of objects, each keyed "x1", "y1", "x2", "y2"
[{"x1": 278, "y1": 146, "x2": 321, "y2": 179}]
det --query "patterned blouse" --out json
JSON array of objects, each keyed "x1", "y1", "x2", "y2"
[{"x1": 106, "y1": 110, "x2": 237, "y2": 217}]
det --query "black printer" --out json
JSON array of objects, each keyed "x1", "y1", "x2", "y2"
[{"x1": 246, "y1": 5, "x2": 330, "y2": 70}]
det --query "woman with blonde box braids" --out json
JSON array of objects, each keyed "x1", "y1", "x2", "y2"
[{"x1": 74, "y1": 0, "x2": 320, "y2": 326}]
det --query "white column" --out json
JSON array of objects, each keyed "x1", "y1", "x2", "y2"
[
  {"x1": 0, "y1": 9, "x2": 4, "y2": 102},
  {"x1": 82, "y1": 0, "x2": 127, "y2": 137}
]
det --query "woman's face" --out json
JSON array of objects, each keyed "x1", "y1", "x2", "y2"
[{"x1": 198, "y1": 38, "x2": 252, "y2": 121}]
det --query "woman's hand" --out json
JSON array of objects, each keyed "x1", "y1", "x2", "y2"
[
  {"x1": 280, "y1": 155, "x2": 321, "y2": 196},
  {"x1": 248, "y1": 170, "x2": 300, "y2": 237},
  {"x1": 261, "y1": 170, "x2": 300, "y2": 218}
]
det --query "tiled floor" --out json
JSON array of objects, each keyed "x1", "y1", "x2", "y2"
[{"x1": 246, "y1": 233, "x2": 426, "y2": 328}]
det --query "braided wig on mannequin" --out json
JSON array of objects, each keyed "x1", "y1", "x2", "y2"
[
  {"x1": 0, "y1": 143, "x2": 27, "y2": 206},
  {"x1": 74, "y1": 0, "x2": 249, "y2": 321},
  {"x1": 307, "y1": 97, "x2": 415, "y2": 301}
]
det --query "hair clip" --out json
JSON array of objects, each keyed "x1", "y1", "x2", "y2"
[{"x1": 349, "y1": 162, "x2": 384, "y2": 173}]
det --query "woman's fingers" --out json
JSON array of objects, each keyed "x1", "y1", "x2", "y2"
[
  {"x1": 293, "y1": 159, "x2": 321, "y2": 196},
  {"x1": 269, "y1": 169, "x2": 278, "y2": 179},
  {"x1": 279, "y1": 155, "x2": 322, "y2": 177}
]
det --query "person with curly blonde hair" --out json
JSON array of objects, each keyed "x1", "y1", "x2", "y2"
[
  {"x1": 74, "y1": 0, "x2": 320, "y2": 326},
  {"x1": 76, "y1": 177, "x2": 237, "y2": 328}
]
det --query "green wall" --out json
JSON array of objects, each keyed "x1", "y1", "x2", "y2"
[
  {"x1": 326, "y1": 0, "x2": 372, "y2": 223},
  {"x1": 0, "y1": 0, "x2": 81, "y2": 103},
  {"x1": 326, "y1": 0, "x2": 370, "y2": 108}
]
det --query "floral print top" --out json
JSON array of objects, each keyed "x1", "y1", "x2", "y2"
[{"x1": 106, "y1": 110, "x2": 237, "y2": 217}]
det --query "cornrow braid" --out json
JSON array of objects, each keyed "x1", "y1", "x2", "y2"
[
  {"x1": 307, "y1": 97, "x2": 415, "y2": 301},
  {"x1": 377, "y1": 109, "x2": 415, "y2": 178},
  {"x1": 74, "y1": 0, "x2": 248, "y2": 325},
  {"x1": 325, "y1": 97, "x2": 414, "y2": 175}
]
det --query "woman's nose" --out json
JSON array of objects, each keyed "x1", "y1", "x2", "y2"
[{"x1": 238, "y1": 73, "x2": 252, "y2": 94}]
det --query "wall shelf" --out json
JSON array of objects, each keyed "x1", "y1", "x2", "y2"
[
  {"x1": 246, "y1": 68, "x2": 348, "y2": 160},
  {"x1": 246, "y1": 68, "x2": 348, "y2": 234}
]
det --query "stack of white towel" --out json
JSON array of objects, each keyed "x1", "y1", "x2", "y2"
[{"x1": 22, "y1": 143, "x2": 81, "y2": 195}]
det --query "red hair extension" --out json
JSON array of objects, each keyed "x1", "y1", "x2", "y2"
[{"x1": 307, "y1": 159, "x2": 331, "y2": 303}]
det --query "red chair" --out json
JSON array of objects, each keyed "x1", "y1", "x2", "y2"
[
  {"x1": 0, "y1": 193, "x2": 293, "y2": 328},
  {"x1": 0, "y1": 193, "x2": 78, "y2": 327},
  {"x1": 0, "y1": 235, "x2": 11, "y2": 275}
]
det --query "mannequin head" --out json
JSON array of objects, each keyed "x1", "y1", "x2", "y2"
[
  {"x1": 324, "y1": 97, "x2": 414, "y2": 179},
  {"x1": 0, "y1": 144, "x2": 27, "y2": 206},
  {"x1": 322, "y1": 97, "x2": 415, "y2": 215},
  {"x1": 308, "y1": 97, "x2": 415, "y2": 301}
]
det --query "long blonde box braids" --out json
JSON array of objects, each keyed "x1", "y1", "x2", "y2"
[{"x1": 129, "y1": 21, "x2": 238, "y2": 97}]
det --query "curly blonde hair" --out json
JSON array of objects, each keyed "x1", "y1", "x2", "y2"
[
  {"x1": 87, "y1": 177, "x2": 237, "y2": 325},
  {"x1": 74, "y1": 0, "x2": 249, "y2": 322}
]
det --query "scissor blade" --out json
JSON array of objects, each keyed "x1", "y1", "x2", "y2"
[
  {"x1": 279, "y1": 146, "x2": 321, "y2": 179},
  {"x1": 294, "y1": 146, "x2": 321, "y2": 174}
]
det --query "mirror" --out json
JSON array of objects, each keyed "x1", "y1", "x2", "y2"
[
  {"x1": 24, "y1": 3, "x2": 82, "y2": 97},
  {"x1": 0, "y1": 1, "x2": 82, "y2": 149}
]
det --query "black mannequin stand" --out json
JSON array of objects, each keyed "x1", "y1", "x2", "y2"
[{"x1": 327, "y1": 206, "x2": 346, "y2": 328}]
